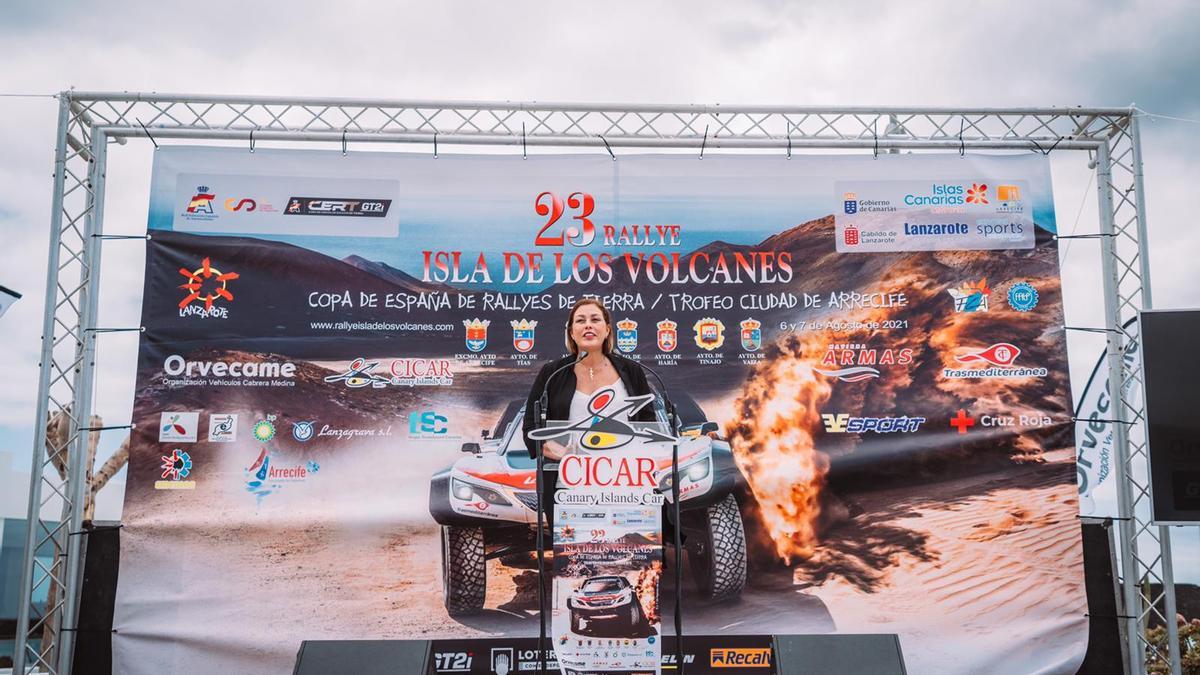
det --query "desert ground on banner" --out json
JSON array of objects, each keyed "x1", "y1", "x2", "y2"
[{"x1": 118, "y1": 446, "x2": 1085, "y2": 674}]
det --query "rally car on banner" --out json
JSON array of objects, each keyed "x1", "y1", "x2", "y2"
[{"x1": 429, "y1": 394, "x2": 749, "y2": 616}]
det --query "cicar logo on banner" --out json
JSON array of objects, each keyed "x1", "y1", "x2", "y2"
[{"x1": 324, "y1": 357, "x2": 455, "y2": 388}]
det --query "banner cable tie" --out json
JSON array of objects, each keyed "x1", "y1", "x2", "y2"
[
  {"x1": 522, "y1": 122, "x2": 527, "y2": 159},
  {"x1": 136, "y1": 118, "x2": 158, "y2": 151},
  {"x1": 249, "y1": 127, "x2": 256, "y2": 154},
  {"x1": 873, "y1": 126, "x2": 879, "y2": 159},
  {"x1": 700, "y1": 124, "x2": 709, "y2": 160},
  {"x1": 958, "y1": 117, "x2": 965, "y2": 157},
  {"x1": 1030, "y1": 136, "x2": 1066, "y2": 155},
  {"x1": 599, "y1": 135, "x2": 615, "y2": 161},
  {"x1": 1076, "y1": 514, "x2": 1133, "y2": 522},
  {"x1": 1055, "y1": 233, "x2": 1115, "y2": 240},
  {"x1": 92, "y1": 233, "x2": 149, "y2": 241},
  {"x1": 1069, "y1": 417, "x2": 1137, "y2": 426},
  {"x1": 84, "y1": 326, "x2": 145, "y2": 334},
  {"x1": 1063, "y1": 325, "x2": 1123, "y2": 334},
  {"x1": 433, "y1": 132, "x2": 438, "y2": 159},
  {"x1": 1084, "y1": 613, "x2": 1138, "y2": 620},
  {"x1": 341, "y1": 129, "x2": 347, "y2": 156},
  {"x1": 69, "y1": 524, "x2": 124, "y2": 537},
  {"x1": 786, "y1": 129, "x2": 792, "y2": 160},
  {"x1": 82, "y1": 424, "x2": 134, "y2": 432}
]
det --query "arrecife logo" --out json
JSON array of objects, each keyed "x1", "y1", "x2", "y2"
[
  {"x1": 284, "y1": 197, "x2": 391, "y2": 217},
  {"x1": 178, "y1": 257, "x2": 239, "y2": 319},
  {"x1": 943, "y1": 342, "x2": 1048, "y2": 379}
]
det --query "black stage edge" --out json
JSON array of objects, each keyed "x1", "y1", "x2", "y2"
[
  {"x1": 74, "y1": 522, "x2": 1132, "y2": 675},
  {"x1": 73, "y1": 520, "x2": 121, "y2": 675}
]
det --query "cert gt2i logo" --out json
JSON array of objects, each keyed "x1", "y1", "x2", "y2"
[
  {"x1": 822, "y1": 414, "x2": 925, "y2": 433},
  {"x1": 177, "y1": 256, "x2": 239, "y2": 319},
  {"x1": 284, "y1": 196, "x2": 391, "y2": 217},
  {"x1": 432, "y1": 649, "x2": 474, "y2": 673}
]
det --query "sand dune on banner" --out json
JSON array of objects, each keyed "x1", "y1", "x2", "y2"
[{"x1": 807, "y1": 449, "x2": 1088, "y2": 675}]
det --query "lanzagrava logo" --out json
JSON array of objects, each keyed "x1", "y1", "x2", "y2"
[{"x1": 161, "y1": 355, "x2": 297, "y2": 388}]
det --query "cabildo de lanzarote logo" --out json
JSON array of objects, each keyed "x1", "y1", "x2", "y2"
[{"x1": 177, "y1": 256, "x2": 239, "y2": 319}]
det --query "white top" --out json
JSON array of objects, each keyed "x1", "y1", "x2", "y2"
[{"x1": 569, "y1": 378, "x2": 630, "y2": 426}]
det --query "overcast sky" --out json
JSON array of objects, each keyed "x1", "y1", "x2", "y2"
[{"x1": 1, "y1": 0, "x2": 1198, "y2": 575}]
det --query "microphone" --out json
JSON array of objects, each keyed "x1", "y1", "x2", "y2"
[
  {"x1": 633, "y1": 358, "x2": 685, "y2": 674},
  {"x1": 533, "y1": 349, "x2": 585, "y2": 675}
]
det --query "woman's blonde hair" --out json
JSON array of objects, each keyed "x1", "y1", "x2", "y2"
[{"x1": 564, "y1": 298, "x2": 614, "y2": 355}]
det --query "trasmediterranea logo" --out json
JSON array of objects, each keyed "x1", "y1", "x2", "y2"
[
  {"x1": 177, "y1": 256, "x2": 239, "y2": 319},
  {"x1": 944, "y1": 342, "x2": 1048, "y2": 379}
]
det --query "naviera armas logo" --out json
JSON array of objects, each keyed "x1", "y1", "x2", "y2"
[{"x1": 178, "y1": 257, "x2": 239, "y2": 319}]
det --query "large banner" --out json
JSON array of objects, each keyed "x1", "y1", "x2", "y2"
[{"x1": 115, "y1": 148, "x2": 1086, "y2": 674}]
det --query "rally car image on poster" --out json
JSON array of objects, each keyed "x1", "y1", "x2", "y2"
[
  {"x1": 429, "y1": 394, "x2": 749, "y2": 616},
  {"x1": 567, "y1": 575, "x2": 644, "y2": 634}
]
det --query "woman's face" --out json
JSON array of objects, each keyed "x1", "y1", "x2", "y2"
[{"x1": 570, "y1": 305, "x2": 608, "y2": 354}]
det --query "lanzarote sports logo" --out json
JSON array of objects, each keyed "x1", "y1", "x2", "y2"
[{"x1": 177, "y1": 257, "x2": 239, "y2": 319}]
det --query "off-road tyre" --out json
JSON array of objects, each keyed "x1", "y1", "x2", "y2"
[
  {"x1": 687, "y1": 493, "x2": 747, "y2": 601},
  {"x1": 442, "y1": 525, "x2": 486, "y2": 616}
]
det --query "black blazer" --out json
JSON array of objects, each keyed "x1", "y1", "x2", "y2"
[{"x1": 522, "y1": 353, "x2": 657, "y2": 459}]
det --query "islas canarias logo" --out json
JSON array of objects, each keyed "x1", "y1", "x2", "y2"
[{"x1": 178, "y1": 257, "x2": 239, "y2": 319}]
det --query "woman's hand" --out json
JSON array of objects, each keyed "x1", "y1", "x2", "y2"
[{"x1": 542, "y1": 439, "x2": 570, "y2": 461}]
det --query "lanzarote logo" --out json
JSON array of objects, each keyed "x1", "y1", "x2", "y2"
[
  {"x1": 966, "y1": 183, "x2": 989, "y2": 205},
  {"x1": 178, "y1": 257, "x2": 239, "y2": 319}
]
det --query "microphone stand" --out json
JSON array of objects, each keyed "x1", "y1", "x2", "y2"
[
  {"x1": 639, "y1": 361, "x2": 685, "y2": 675},
  {"x1": 534, "y1": 351, "x2": 585, "y2": 675}
]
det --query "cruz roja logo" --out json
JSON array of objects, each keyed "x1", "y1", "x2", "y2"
[
  {"x1": 950, "y1": 408, "x2": 1055, "y2": 434},
  {"x1": 822, "y1": 414, "x2": 925, "y2": 433},
  {"x1": 177, "y1": 256, "x2": 239, "y2": 318}
]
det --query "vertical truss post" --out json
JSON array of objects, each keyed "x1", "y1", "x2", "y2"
[
  {"x1": 15, "y1": 93, "x2": 73, "y2": 675},
  {"x1": 1130, "y1": 113, "x2": 1182, "y2": 675},
  {"x1": 55, "y1": 128, "x2": 110, "y2": 675},
  {"x1": 1096, "y1": 140, "x2": 1145, "y2": 675}
]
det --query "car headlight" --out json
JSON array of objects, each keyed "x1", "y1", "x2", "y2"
[
  {"x1": 686, "y1": 457, "x2": 711, "y2": 481},
  {"x1": 451, "y1": 478, "x2": 512, "y2": 505}
]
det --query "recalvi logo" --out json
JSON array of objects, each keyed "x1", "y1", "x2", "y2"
[{"x1": 711, "y1": 648, "x2": 770, "y2": 667}]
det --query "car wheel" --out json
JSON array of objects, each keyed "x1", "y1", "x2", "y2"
[
  {"x1": 442, "y1": 525, "x2": 486, "y2": 616},
  {"x1": 687, "y1": 493, "x2": 747, "y2": 601}
]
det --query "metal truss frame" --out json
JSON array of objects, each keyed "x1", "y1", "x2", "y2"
[{"x1": 14, "y1": 92, "x2": 1178, "y2": 674}]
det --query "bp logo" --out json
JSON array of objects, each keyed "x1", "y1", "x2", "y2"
[
  {"x1": 253, "y1": 417, "x2": 277, "y2": 442},
  {"x1": 615, "y1": 318, "x2": 638, "y2": 354},
  {"x1": 1007, "y1": 281, "x2": 1039, "y2": 312}
]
